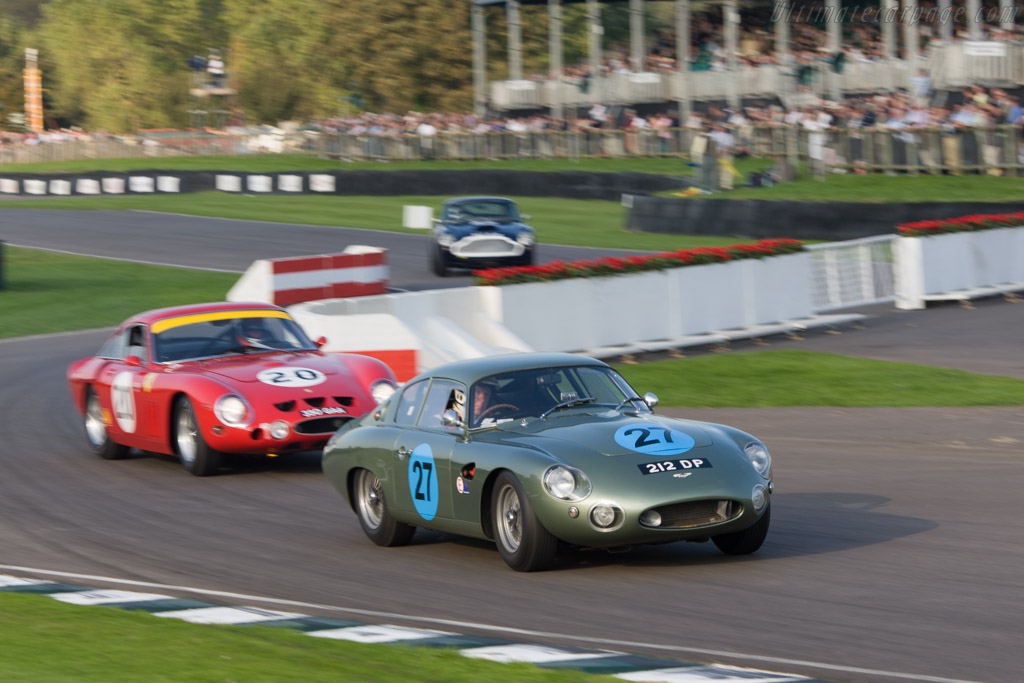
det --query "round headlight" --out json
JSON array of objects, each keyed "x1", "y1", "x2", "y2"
[
  {"x1": 542, "y1": 465, "x2": 592, "y2": 502},
  {"x1": 588, "y1": 502, "x2": 623, "y2": 531},
  {"x1": 269, "y1": 420, "x2": 290, "y2": 440},
  {"x1": 516, "y1": 231, "x2": 535, "y2": 247},
  {"x1": 437, "y1": 233, "x2": 455, "y2": 247},
  {"x1": 214, "y1": 395, "x2": 251, "y2": 427},
  {"x1": 743, "y1": 442, "x2": 771, "y2": 477},
  {"x1": 370, "y1": 379, "x2": 397, "y2": 405}
]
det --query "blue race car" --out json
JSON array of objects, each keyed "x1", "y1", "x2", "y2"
[{"x1": 430, "y1": 196, "x2": 536, "y2": 276}]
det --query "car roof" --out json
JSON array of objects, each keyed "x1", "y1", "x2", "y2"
[
  {"x1": 124, "y1": 301, "x2": 286, "y2": 327},
  {"x1": 442, "y1": 196, "x2": 516, "y2": 207},
  {"x1": 407, "y1": 352, "x2": 609, "y2": 386}
]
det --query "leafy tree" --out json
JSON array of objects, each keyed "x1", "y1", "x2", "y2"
[{"x1": 38, "y1": 0, "x2": 213, "y2": 130}]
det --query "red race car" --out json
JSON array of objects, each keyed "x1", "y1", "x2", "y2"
[{"x1": 67, "y1": 301, "x2": 398, "y2": 476}]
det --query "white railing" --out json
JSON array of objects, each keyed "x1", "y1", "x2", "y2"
[
  {"x1": 807, "y1": 235, "x2": 897, "y2": 312},
  {"x1": 490, "y1": 43, "x2": 1024, "y2": 110}
]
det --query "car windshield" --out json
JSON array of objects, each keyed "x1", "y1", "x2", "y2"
[
  {"x1": 448, "y1": 200, "x2": 516, "y2": 222},
  {"x1": 153, "y1": 314, "x2": 316, "y2": 363},
  {"x1": 468, "y1": 365, "x2": 647, "y2": 428}
]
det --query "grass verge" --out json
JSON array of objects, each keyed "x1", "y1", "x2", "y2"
[
  {"x1": 0, "y1": 248, "x2": 238, "y2": 338},
  {"x1": 0, "y1": 593, "x2": 607, "y2": 683},
  {"x1": 616, "y1": 349, "x2": 1024, "y2": 406}
]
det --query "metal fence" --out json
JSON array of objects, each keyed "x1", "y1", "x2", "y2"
[
  {"x1": 807, "y1": 235, "x2": 897, "y2": 312},
  {"x1": 4, "y1": 124, "x2": 1022, "y2": 178}
]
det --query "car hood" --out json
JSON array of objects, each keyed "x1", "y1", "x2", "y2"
[
  {"x1": 186, "y1": 351, "x2": 345, "y2": 384},
  {"x1": 477, "y1": 411, "x2": 715, "y2": 458}
]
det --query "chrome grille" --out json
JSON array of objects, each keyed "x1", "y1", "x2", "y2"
[{"x1": 644, "y1": 500, "x2": 743, "y2": 529}]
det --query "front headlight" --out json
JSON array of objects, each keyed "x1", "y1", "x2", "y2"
[
  {"x1": 214, "y1": 394, "x2": 251, "y2": 427},
  {"x1": 542, "y1": 464, "x2": 592, "y2": 502},
  {"x1": 516, "y1": 231, "x2": 535, "y2": 247},
  {"x1": 743, "y1": 441, "x2": 771, "y2": 477},
  {"x1": 370, "y1": 379, "x2": 397, "y2": 405},
  {"x1": 436, "y1": 232, "x2": 455, "y2": 247}
]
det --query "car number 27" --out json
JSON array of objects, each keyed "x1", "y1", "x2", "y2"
[
  {"x1": 614, "y1": 423, "x2": 696, "y2": 456},
  {"x1": 407, "y1": 443, "x2": 439, "y2": 521}
]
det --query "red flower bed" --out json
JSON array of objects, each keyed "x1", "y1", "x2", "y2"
[
  {"x1": 472, "y1": 239, "x2": 805, "y2": 286},
  {"x1": 897, "y1": 212, "x2": 1024, "y2": 237}
]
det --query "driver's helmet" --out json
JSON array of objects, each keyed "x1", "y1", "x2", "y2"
[
  {"x1": 449, "y1": 388, "x2": 466, "y2": 421},
  {"x1": 239, "y1": 317, "x2": 268, "y2": 341}
]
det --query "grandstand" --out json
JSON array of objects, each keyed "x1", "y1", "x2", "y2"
[{"x1": 471, "y1": 0, "x2": 1024, "y2": 116}]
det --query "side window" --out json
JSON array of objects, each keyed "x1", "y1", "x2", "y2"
[
  {"x1": 417, "y1": 379, "x2": 463, "y2": 429},
  {"x1": 126, "y1": 325, "x2": 147, "y2": 362},
  {"x1": 394, "y1": 380, "x2": 428, "y2": 426}
]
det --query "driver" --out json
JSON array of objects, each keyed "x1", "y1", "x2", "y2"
[{"x1": 239, "y1": 317, "x2": 269, "y2": 342}]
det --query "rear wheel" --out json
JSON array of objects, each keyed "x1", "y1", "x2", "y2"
[
  {"x1": 713, "y1": 504, "x2": 770, "y2": 555},
  {"x1": 492, "y1": 471, "x2": 557, "y2": 571},
  {"x1": 84, "y1": 387, "x2": 129, "y2": 460},
  {"x1": 173, "y1": 396, "x2": 222, "y2": 476},
  {"x1": 352, "y1": 468, "x2": 415, "y2": 546}
]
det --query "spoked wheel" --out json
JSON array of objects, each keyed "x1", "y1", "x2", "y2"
[
  {"x1": 713, "y1": 504, "x2": 770, "y2": 555},
  {"x1": 492, "y1": 471, "x2": 557, "y2": 572},
  {"x1": 173, "y1": 396, "x2": 222, "y2": 477},
  {"x1": 352, "y1": 468, "x2": 415, "y2": 546},
  {"x1": 84, "y1": 387, "x2": 129, "y2": 460}
]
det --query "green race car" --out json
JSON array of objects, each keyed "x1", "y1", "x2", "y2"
[{"x1": 322, "y1": 353, "x2": 773, "y2": 571}]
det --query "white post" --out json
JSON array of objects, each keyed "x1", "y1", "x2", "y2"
[
  {"x1": 630, "y1": 0, "x2": 645, "y2": 72},
  {"x1": 676, "y1": 0, "x2": 692, "y2": 121},
  {"x1": 549, "y1": 0, "x2": 564, "y2": 121},
  {"x1": 508, "y1": 0, "x2": 523, "y2": 81},
  {"x1": 472, "y1": 4, "x2": 487, "y2": 117}
]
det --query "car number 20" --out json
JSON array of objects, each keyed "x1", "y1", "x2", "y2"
[
  {"x1": 408, "y1": 443, "x2": 439, "y2": 521},
  {"x1": 256, "y1": 367, "x2": 326, "y2": 388}
]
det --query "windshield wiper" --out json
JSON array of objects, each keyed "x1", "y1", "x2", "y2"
[
  {"x1": 540, "y1": 396, "x2": 596, "y2": 419},
  {"x1": 614, "y1": 396, "x2": 648, "y2": 412}
]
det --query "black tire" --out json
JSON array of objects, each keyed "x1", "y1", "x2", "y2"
[
  {"x1": 84, "y1": 387, "x2": 129, "y2": 460},
  {"x1": 712, "y1": 504, "x2": 770, "y2": 555},
  {"x1": 430, "y1": 244, "x2": 448, "y2": 277},
  {"x1": 491, "y1": 470, "x2": 557, "y2": 572},
  {"x1": 172, "y1": 396, "x2": 222, "y2": 476},
  {"x1": 518, "y1": 248, "x2": 535, "y2": 267},
  {"x1": 352, "y1": 468, "x2": 416, "y2": 547}
]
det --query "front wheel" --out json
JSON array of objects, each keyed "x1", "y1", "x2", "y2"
[
  {"x1": 712, "y1": 504, "x2": 770, "y2": 555},
  {"x1": 491, "y1": 471, "x2": 557, "y2": 571},
  {"x1": 84, "y1": 387, "x2": 129, "y2": 460},
  {"x1": 173, "y1": 396, "x2": 222, "y2": 476},
  {"x1": 352, "y1": 468, "x2": 415, "y2": 546},
  {"x1": 430, "y1": 244, "x2": 448, "y2": 277}
]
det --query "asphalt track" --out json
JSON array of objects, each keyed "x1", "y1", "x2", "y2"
[{"x1": 2, "y1": 208, "x2": 1023, "y2": 683}]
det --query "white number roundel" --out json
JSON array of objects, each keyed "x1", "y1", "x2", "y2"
[
  {"x1": 256, "y1": 367, "x2": 327, "y2": 388},
  {"x1": 111, "y1": 371, "x2": 136, "y2": 434}
]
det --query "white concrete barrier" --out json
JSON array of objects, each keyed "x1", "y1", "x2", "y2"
[
  {"x1": 228, "y1": 246, "x2": 388, "y2": 307},
  {"x1": 895, "y1": 227, "x2": 1024, "y2": 309},
  {"x1": 290, "y1": 251, "x2": 836, "y2": 375}
]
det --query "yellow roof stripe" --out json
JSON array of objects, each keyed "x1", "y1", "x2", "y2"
[{"x1": 152, "y1": 309, "x2": 291, "y2": 334}]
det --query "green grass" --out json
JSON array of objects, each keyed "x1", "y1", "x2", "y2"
[
  {"x1": 0, "y1": 194, "x2": 761, "y2": 251},
  {"x1": 0, "y1": 593, "x2": 608, "y2": 683},
  {"x1": 0, "y1": 248, "x2": 238, "y2": 338},
  {"x1": 615, "y1": 349, "x2": 1024, "y2": 406}
]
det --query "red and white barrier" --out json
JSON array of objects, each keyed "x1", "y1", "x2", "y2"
[{"x1": 228, "y1": 246, "x2": 388, "y2": 306}]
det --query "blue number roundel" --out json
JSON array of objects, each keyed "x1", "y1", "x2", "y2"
[
  {"x1": 408, "y1": 443, "x2": 439, "y2": 520},
  {"x1": 614, "y1": 423, "x2": 695, "y2": 456}
]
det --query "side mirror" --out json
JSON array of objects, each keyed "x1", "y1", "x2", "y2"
[
  {"x1": 441, "y1": 409, "x2": 464, "y2": 428},
  {"x1": 315, "y1": 336, "x2": 327, "y2": 349},
  {"x1": 643, "y1": 392, "x2": 659, "y2": 409},
  {"x1": 124, "y1": 355, "x2": 142, "y2": 367}
]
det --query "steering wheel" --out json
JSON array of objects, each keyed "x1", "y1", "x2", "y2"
[{"x1": 477, "y1": 403, "x2": 519, "y2": 420}]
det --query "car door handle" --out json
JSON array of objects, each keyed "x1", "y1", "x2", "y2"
[{"x1": 396, "y1": 446, "x2": 410, "y2": 460}]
